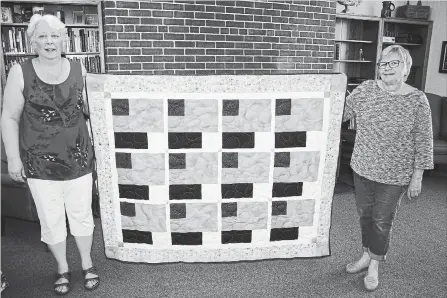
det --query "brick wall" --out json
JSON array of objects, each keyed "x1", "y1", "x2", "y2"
[{"x1": 102, "y1": 0, "x2": 336, "y2": 75}]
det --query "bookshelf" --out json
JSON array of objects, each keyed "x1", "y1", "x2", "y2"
[
  {"x1": 0, "y1": 0, "x2": 105, "y2": 88},
  {"x1": 335, "y1": 15, "x2": 382, "y2": 93}
]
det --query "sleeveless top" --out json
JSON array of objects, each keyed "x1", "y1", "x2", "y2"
[{"x1": 19, "y1": 59, "x2": 94, "y2": 181}]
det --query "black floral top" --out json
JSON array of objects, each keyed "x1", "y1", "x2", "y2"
[{"x1": 19, "y1": 59, "x2": 93, "y2": 180}]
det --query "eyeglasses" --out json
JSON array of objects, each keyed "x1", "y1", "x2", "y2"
[{"x1": 377, "y1": 60, "x2": 403, "y2": 69}]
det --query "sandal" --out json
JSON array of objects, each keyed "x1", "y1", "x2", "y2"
[
  {"x1": 83, "y1": 266, "x2": 100, "y2": 291},
  {"x1": 53, "y1": 272, "x2": 71, "y2": 296},
  {"x1": 1, "y1": 273, "x2": 10, "y2": 293}
]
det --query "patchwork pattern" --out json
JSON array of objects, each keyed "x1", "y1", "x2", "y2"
[
  {"x1": 112, "y1": 94, "x2": 322, "y2": 246},
  {"x1": 88, "y1": 74, "x2": 346, "y2": 263}
]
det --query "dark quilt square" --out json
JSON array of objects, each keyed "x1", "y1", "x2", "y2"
[
  {"x1": 275, "y1": 132, "x2": 306, "y2": 148},
  {"x1": 122, "y1": 229, "x2": 153, "y2": 244},
  {"x1": 169, "y1": 184, "x2": 202, "y2": 200},
  {"x1": 120, "y1": 202, "x2": 136, "y2": 217},
  {"x1": 272, "y1": 201, "x2": 287, "y2": 216},
  {"x1": 222, "y1": 152, "x2": 238, "y2": 168},
  {"x1": 222, "y1": 100, "x2": 239, "y2": 116},
  {"x1": 274, "y1": 152, "x2": 290, "y2": 167},
  {"x1": 115, "y1": 133, "x2": 148, "y2": 149},
  {"x1": 221, "y1": 183, "x2": 253, "y2": 199},
  {"x1": 115, "y1": 153, "x2": 132, "y2": 169},
  {"x1": 222, "y1": 132, "x2": 254, "y2": 149},
  {"x1": 275, "y1": 98, "x2": 291, "y2": 116},
  {"x1": 172, "y1": 232, "x2": 202, "y2": 245},
  {"x1": 168, "y1": 99, "x2": 185, "y2": 116},
  {"x1": 170, "y1": 203, "x2": 186, "y2": 219},
  {"x1": 168, "y1": 133, "x2": 202, "y2": 149},
  {"x1": 270, "y1": 227, "x2": 299, "y2": 241},
  {"x1": 118, "y1": 185, "x2": 149, "y2": 200},
  {"x1": 272, "y1": 182, "x2": 303, "y2": 197},
  {"x1": 169, "y1": 153, "x2": 186, "y2": 169},
  {"x1": 222, "y1": 230, "x2": 252, "y2": 244},
  {"x1": 112, "y1": 98, "x2": 129, "y2": 116},
  {"x1": 222, "y1": 202, "x2": 237, "y2": 217}
]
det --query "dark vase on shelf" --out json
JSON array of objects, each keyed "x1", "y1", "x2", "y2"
[{"x1": 381, "y1": 1, "x2": 395, "y2": 18}]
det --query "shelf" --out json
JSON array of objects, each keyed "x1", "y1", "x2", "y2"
[
  {"x1": 382, "y1": 42, "x2": 423, "y2": 46},
  {"x1": 1, "y1": 23, "x2": 99, "y2": 28},
  {"x1": 4, "y1": 52, "x2": 100, "y2": 56},
  {"x1": 336, "y1": 14, "x2": 381, "y2": 22},
  {"x1": 383, "y1": 18, "x2": 432, "y2": 26},
  {"x1": 335, "y1": 39, "x2": 375, "y2": 44},
  {"x1": 334, "y1": 60, "x2": 374, "y2": 63}
]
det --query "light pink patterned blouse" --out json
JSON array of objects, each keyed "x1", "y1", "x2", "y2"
[{"x1": 343, "y1": 80, "x2": 434, "y2": 186}]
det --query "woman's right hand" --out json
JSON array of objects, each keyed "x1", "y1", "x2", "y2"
[{"x1": 8, "y1": 157, "x2": 26, "y2": 183}]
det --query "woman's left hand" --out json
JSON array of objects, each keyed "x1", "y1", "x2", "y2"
[{"x1": 407, "y1": 176, "x2": 422, "y2": 200}]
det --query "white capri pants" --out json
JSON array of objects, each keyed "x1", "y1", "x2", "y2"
[{"x1": 27, "y1": 173, "x2": 95, "y2": 245}]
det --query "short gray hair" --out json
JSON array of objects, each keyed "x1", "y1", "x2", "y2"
[
  {"x1": 380, "y1": 45, "x2": 413, "y2": 80},
  {"x1": 27, "y1": 14, "x2": 66, "y2": 41}
]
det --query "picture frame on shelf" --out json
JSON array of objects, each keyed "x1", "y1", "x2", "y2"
[
  {"x1": 73, "y1": 11, "x2": 84, "y2": 25},
  {"x1": 1, "y1": 6, "x2": 12, "y2": 23},
  {"x1": 439, "y1": 41, "x2": 447, "y2": 74},
  {"x1": 85, "y1": 14, "x2": 98, "y2": 26}
]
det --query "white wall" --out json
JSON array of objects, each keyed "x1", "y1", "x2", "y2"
[{"x1": 336, "y1": 0, "x2": 447, "y2": 96}]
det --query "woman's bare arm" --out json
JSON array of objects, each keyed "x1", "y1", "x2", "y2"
[{"x1": 1, "y1": 64, "x2": 25, "y2": 162}]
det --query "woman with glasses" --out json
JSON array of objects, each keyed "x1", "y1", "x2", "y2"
[
  {"x1": 1, "y1": 14, "x2": 99, "y2": 295},
  {"x1": 342, "y1": 45, "x2": 433, "y2": 291}
]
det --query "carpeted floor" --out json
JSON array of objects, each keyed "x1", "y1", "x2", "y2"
[{"x1": 1, "y1": 175, "x2": 446, "y2": 298}]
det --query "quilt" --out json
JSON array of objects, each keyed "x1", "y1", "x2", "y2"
[{"x1": 86, "y1": 74, "x2": 346, "y2": 263}]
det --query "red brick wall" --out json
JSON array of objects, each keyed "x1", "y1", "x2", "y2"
[{"x1": 102, "y1": 0, "x2": 336, "y2": 75}]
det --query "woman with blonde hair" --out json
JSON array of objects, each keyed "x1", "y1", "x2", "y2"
[
  {"x1": 342, "y1": 45, "x2": 433, "y2": 291},
  {"x1": 1, "y1": 14, "x2": 99, "y2": 295}
]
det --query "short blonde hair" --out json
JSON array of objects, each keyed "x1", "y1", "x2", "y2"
[
  {"x1": 27, "y1": 14, "x2": 66, "y2": 41},
  {"x1": 380, "y1": 45, "x2": 413, "y2": 80}
]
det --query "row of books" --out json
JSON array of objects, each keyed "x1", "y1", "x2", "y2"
[
  {"x1": 1, "y1": 4, "x2": 98, "y2": 25},
  {"x1": 1, "y1": 27, "x2": 100, "y2": 54},
  {"x1": 3, "y1": 55, "x2": 102, "y2": 74},
  {"x1": 1, "y1": 4, "x2": 66, "y2": 23}
]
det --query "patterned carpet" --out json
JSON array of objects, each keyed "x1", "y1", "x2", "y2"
[{"x1": 1, "y1": 175, "x2": 446, "y2": 298}]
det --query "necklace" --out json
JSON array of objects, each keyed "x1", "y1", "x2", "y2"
[{"x1": 37, "y1": 58, "x2": 64, "y2": 82}]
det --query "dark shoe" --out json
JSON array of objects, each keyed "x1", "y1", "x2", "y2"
[
  {"x1": 53, "y1": 272, "x2": 71, "y2": 296},
  {"x1": 83, "y1": 266, "x2": 99, "y2": 291}
]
